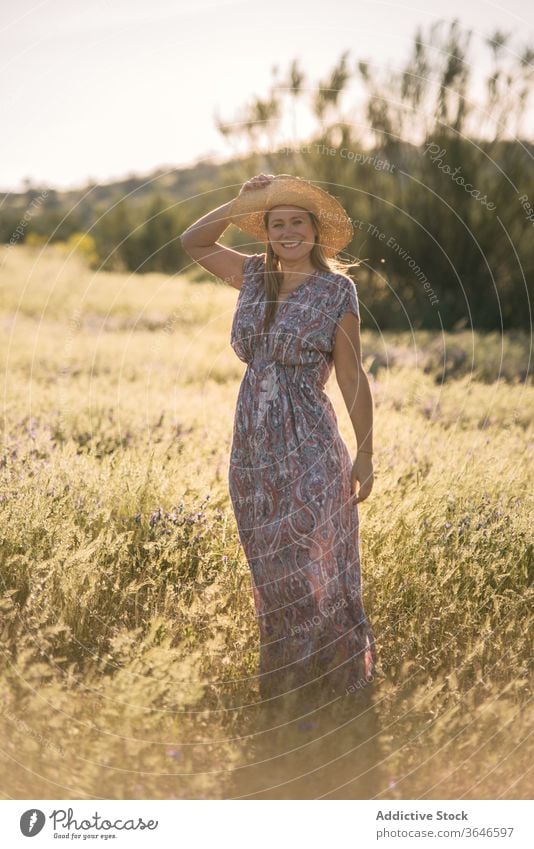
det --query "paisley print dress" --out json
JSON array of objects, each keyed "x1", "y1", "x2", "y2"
[{"x1": 229, "y1": 253, "x2": 377, "y2": 704}]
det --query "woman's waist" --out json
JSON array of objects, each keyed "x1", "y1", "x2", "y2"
[{"x1": 246, "y1": 357, "x2": 331, "y2": 388}]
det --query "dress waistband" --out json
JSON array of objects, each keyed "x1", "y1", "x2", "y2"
[{"x1": 248, "y1": 358, "x2": 323, "y2": 379}]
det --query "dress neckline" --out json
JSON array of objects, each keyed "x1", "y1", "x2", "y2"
[{"x1": 275, "y1": 269, "x2": 319, "y2": 307}]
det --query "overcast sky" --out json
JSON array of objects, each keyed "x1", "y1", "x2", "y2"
[{"x1": 1, "y1": 0, "x2": 533, "y2": 192}]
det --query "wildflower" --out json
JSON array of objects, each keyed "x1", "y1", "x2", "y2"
[{"x1": 297, "y1": 720, "x2": 316, "y2": 732}]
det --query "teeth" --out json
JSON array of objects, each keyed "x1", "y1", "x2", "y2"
[{"x1": 282, "y1": 241, "x2": 301, "y2": 247}]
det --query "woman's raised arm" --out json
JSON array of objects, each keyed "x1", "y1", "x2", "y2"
[
  {"x1": 180, "y1": 199, "x2": 248, "y2": 290},
  {"x1": 180, "y1": 174, "x2": 274, "y2": 290}
]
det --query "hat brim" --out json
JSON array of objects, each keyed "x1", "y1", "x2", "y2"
[{"x1": 229, "y1": 174, "x2": 353, "y2": 257}]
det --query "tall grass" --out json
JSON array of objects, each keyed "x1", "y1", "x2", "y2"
[{"x1": 0, "y1": 245, "x2": 532, "y2": 799}]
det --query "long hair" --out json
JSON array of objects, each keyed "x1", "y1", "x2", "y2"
[{"x1": 262, "y1": 208, "x2": 361, "y2": 333}]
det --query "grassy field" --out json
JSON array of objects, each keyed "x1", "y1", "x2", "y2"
[{"x1": 0, "y1": 243, "x2": 532, "y2": 800}]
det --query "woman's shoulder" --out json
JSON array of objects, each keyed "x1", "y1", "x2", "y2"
[
  {"x1": 316, "y1": 270, "x2": 359, "y2": 322},
  {"x1": 330, "y1": 271, "x2": 360, "y2": 318},
  {"x1": 330, "y1": 269, "x2": 356, "y2": 285},
  {"x1": 323, "y1": 269, "x2": 357, "y2": 297},
  {"x1": 243, "y1": 252, "x2": 266, "y2": 276}
]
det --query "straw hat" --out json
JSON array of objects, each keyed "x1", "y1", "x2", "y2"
[{"x1": 229, "y1": 173, "x2": 353, "y2": 257}]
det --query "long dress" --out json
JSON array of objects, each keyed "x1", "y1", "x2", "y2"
[{"x1": 228, "y1": 253, "x2": 377, "y2": 707}]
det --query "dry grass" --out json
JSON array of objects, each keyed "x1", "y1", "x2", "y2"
[{"x1": 0, "y1": 245, "x2": 532, "y2": 799}]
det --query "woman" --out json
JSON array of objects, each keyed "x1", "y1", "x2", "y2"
[{"x1": 180, "y1": 173, "x2": 377, "y2": 710}]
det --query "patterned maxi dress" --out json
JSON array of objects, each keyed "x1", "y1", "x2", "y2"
[{"x1": 229, "y1": 253, "x2": 377, "y2": 705}]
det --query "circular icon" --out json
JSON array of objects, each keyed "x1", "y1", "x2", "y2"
[{"x1": 20, "y1": 809, "x2": 46, "y2": 837}]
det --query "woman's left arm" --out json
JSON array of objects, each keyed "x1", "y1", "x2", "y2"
[{"x1": 333, "y1": 312, "x2": 374, "y2": 503}]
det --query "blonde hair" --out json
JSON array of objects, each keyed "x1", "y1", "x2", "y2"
[{"x1": 262, "y1": 208, "x2": 361, "y2": 332}]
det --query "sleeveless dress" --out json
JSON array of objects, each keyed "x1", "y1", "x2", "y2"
[{"x1": 228, "y1": 253, "x2": 377, "y2": 705}]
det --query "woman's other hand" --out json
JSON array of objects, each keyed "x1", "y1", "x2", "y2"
[{"x1": 351, "y1": 453, "x2": 374, "y2": 503}]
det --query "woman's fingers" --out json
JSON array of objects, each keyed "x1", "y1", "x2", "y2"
[
  {"x1": 355, "y1": 480, "x2": 373, "y2": 502},
  {"x1": 351, "y1": 473, "x2": 373, "y2": 503},
  {"x1": 244, "y1": 173, "x2": 275, "y2": 191}
]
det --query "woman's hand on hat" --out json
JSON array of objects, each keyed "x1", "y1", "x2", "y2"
[{"x1": 240, "y1": 174, "x2": 275, "y2": 194}]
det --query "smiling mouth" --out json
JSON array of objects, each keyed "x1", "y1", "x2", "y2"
[{"x1": 280, "y1": 241, "x2": 302, "y2": 248}]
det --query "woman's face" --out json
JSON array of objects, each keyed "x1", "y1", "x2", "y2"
[{"x1": 266, "y1": 205, "x2": 316, "y2": 260}]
